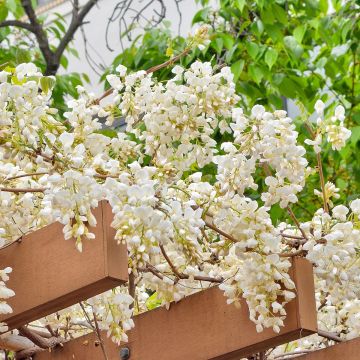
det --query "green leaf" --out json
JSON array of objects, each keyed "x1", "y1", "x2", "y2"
[
  {"x1": 235, "y1": 0, "x2": 246, "y2": 12},
  {"x1": 40, "y1": 76, "x2": 56, "y2": 94},
  {"x1": 272, "y1": 3, "x2": 288, "y2": 24},
  {"x1": 284, "y1": 36, "x2": 303, "y2": 58},
  {"x1": 0, "y1": 5, "x2": 8, "y2": 21},
  {"x1": 265, "y1": 47, "x2": 278, "y2": 69},
  {"x1": 192, "y1": 7, "x2": 210, "y2": 25},
  {"x1": 82, "y1": 73, "x2": 91, "y2": 84},
  {"x1": 95, "y1": 129, "x2": 118, "y2": 138},
  {"x1": 219, "y1": 33, "x2": 234, "y2": 50},
  {"x1": 60, "y1": 55, "x2": 68, "y2": 69},
  {"x1": 225, "y1": 44, "x2": 238, "y2": 63},
  {"x1": 293, "y1": 25, "x2": 306, "y2": 44},
  {"x1": 15, "y1": 48, "x2": 31, "y2": 63},
  {"x1": 246, "y1": 42, "x2": 259, "y2": 60},
  {"x1": 211, "y1": 37, "x2": 224, "y2": 54},
  {"x1": 6, "y1": 0, "x2": 16, "y2": 14},
  {"x1": 249, "y1": 64, "x2": 263, "y2": 84},
  {"x1": 146, "y1": 292, "x2": 162, "y2": 310},
  {"x1": 350, "y1": 126, "x2": 360, "y2": 146},
  {"x1": 264, "y1": 24, "x2": 283, "y2": 42},
  {"x1": 319, "y1": 0, "x2": 328, "y2": 14},
  {"x1": 231, "y1": 59, "x2": 245, "y2": 82}
]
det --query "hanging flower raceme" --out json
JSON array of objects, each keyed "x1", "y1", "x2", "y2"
[
  {"x1": 0, "y1": 267, "x2": 14, "y2": 333},
  {"x1": 0, "y1": 59, "x2": 356, "y2": 353}
]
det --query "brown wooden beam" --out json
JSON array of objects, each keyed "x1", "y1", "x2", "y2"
[
  {"x1": 36, "y1": 257, "x2": 317, "y2": 360},
  {"x1": 296, "y1": 337, "x2": 360, "y2": 359},
  {"x1": 0, "y1": 201, "x2": 128, "y2": 331}
]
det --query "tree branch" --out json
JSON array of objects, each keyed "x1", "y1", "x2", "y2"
[
  {"x1": 0, "y1": 20, "x2": 34, "y2": 32},
  {"x1": 20, "y1": 0, "x2": 54, "y2": 74},
  {"x1": 18, "y1": 326, "x2": 63, "y2": 349},
  {"x1": 0, "y1": 334, "x2": 34, "y2": 352},
  {"x1": 159, "y1": 244, "x2": 223, "y2": 283},
  {"x1": 54, "y1": 0, "x2": 99, "y2": 65},
  {"x1": 0, "y1": 187, "x2": 46, "y2": 193},
  {"x1": 93, "y1": 46, "x2": 191, "y2": 105}
]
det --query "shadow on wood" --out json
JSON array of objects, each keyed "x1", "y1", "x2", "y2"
[
  {"x1": 36, "y1": 258, "x2": 317, "y2": 360},
  {"x1": 0, "y1": 201, "x2": 128, "y2": 331}
]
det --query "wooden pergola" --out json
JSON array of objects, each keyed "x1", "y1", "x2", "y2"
[{"x1": 0, "y1": 202, "x2": 357, "y2": 359}]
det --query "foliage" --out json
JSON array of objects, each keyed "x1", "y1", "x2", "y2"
[
  {"x1": 0, "y1": 55, "x2": 358, "y2": 355},
  {"x1": 0, "y1": 0, "x2": 90, "y2": 113},
  {"x1": 105, "y1": 0, "x2": 360, "y2": 222}
]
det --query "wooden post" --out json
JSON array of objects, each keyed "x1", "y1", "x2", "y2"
[
  {"x1": 0, "y1": 201, "x2": 128, "y2": 331},
  {"x1": 36, "y1": 258, "x2": 317, "y2": 360}
]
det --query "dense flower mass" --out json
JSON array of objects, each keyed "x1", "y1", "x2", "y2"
[
  {"x1": 0, "y1": 267, "x2": 14, "y2": 333},
  {"x1": 0, "y1": 60, "x2": 357, "y2": 354}
]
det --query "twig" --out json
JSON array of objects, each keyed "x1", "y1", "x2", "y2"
[
  {"x1": 317, "y1": 329, "x2": 343, "y2": 343},
  {"x1": 159, "y1": 244, "x2": 223, "y2": 283},
  {"x1": 5, "y1": 172, "x2": 49, "y2": 181},
  {"x1": 304, "y1": 122, "x2": 329, "y2": 213},
  {"x1": 286, "y1": 206, "x2": 309, "y2": 242},
  {"x1": 316, "y1": 152, "x2": 329, "y2": 213},
  {"x1": 0, "y1": 20, "x2": 34, "y2": 32},
  {"x1": 92, "y1": 311, "x2": 109, "y2": 360},
  {"x1": 20, "y1": 0, "x2": 54, "y2": 74},
  {"x1": 0, "y1": 187, "x2": 46, "y2": 193},
  {"x1": 79, "y1": 302, "x2": 108, "y2": 360},
  {"x1": 204, "y1": 219, "x2": 239, "y2": 244},
  {"x1": 93, "y1": 47, "x2": 191, "y2": 105}
]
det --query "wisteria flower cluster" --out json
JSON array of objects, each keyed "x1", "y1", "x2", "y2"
[{"x1": 0, "y1": 57, "x2": 357, "y2": 355}]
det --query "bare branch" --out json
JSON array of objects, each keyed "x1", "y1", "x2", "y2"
[
  {"x1": 94, "y1": 46, "x2": 191, "y2": 105},
  {"x1": 20, "y1": 0, "x2": 54, "y2": 74},
  {"x1": 0, "y1": 334, "x2": 34, "y2": 352},
  {"x1": 159, "y1": 244, "x2": 223, "y2": 283},
  {"x1": 54, "y1": 0, "x2": 99, "y2": 64},
  {"x1": 0, "y1": 20, "x2": 34, "y2": 32},
  {"x1": 317, "y1": 329, "x2": 343, "y2": 343},
  {"x1": 79, "y1": 302, "x2": 108, "y2": 360},
  {"x1": 18, "y1": 326, "x2": 64, "y2": 349},
  {"x1": 0, "y1": 187, "x2": 46, "y2": 193},
  {"x1": 92, "y1": 311, "x2": 109, "y2": 360}
]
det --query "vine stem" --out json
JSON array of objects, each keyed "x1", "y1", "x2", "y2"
[{"x1": 304, "y1": 122, "x2": 329, "y2": 213}]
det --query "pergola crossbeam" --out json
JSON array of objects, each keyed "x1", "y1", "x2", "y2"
[{"x1": 36, "y1": 258, "x2": 317, "y2": 360}]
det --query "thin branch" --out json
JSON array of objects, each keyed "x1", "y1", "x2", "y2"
[
  {"x1": 79, "y1": 302, "x2": 108, "y2": 360},
  {"x1": 317, "y1": 329, "x2": 343, "y2": 343},
  {"x1": 21, "y1": 0, "x2": 54, "y2": 73},
  {"x1": 304, "y1": 122, "x2": 329, "y2": 213},
  {"x1": 128, "y1": 272, "x2": 136, "y2": 308},
  {"x1": 316, "y1": 152, "x2": 329, "y2": 213},
  {"x1": 5, "y1": 172, "x2": 49, "y2": 181},
  {"x1": 92, "y1": 311, "x2": 109, "y2": 360},
  {"x1": 93, "y1": 47, "x2": 191, "y2": 105},
  {"x1": 286, "y1": 206, "x2": 309, "y2": 242},
  {"x1": 0, "y1": 20, "x2": 34, "y2": 32},
  {"x1": 204, "y1": 219, "x2": 239, "y2": 244},
  {"x1": 159, "y1": 244, "x2": 223, "y2": 283},
  {"x1": 54, "y1": 0, "x2": 99, "y2": 64},
  {"x1": 0, "y1": 187, "x2": 46, "y2": 193}
]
